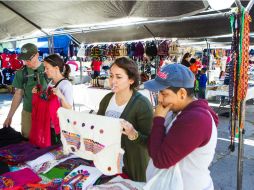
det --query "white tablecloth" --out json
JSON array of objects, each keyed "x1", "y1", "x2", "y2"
[{"x1": 73, "y1": 84, "x2": 155, "y2": 111}]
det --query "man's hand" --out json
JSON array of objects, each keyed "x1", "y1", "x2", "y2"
[
  {"x1": 3, "y1": 117, "x2": 12, "y2": 127},
  {"x1": 154, "y1": 103, "x2": 173, "y2": 118},
  {"x1": 3, "y1": 88, "x2": 23, "y2": 128}
]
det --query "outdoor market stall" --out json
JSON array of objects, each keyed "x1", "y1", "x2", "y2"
[
  {"x1": 0, "y1": 1, "x2": 254, "y2": 190},
  {"x1": 72, "y1": 84, "x2": 155, "y2": 112}
]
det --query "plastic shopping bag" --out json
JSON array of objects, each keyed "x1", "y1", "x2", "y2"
[{"x1": 143, "y1": 160, "x2": 183, "y2": 190}]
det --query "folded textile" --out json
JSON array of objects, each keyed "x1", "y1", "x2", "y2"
[
  {"x1": 93, "y1": 173, "x2": 130, "y2": 185},
  {"x1": 0, "y1": 142, "x2": 60, "y2": 164},
  {"x1": 0, "y1": 161, "x2": 9, "y2": 175},
  {"x1": 56, "y1": 157, "x2": 94, "y2": 171},
  {"x1": 33, "y1": 154, "x2": 78, "y2": 174},
  {"x1": 40, "y1": 157, "x2": 93, "y2": 178},
  {"x1": 0, "y1": 168, "x2": 41, "y2": 188},
  {"x1": 0, "y1": 127, "x2": 27, "y2": 148},
  {"x1": 42, "y1": 167, "x2": 70, "y2": 179},
  {"x1": 24, "y1": 178, "x2": 62, "y2": 190},
  {"x1": 87, "y1": 176, "x2": 145, "y2": 190},
  {"x1": 26, "y1": 146, "x2": 69, "y2": 168},
  {"x1": 61, "y1": 165, "x2": 102, "y2": 190}
]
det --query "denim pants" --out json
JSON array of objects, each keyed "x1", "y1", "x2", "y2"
[{"x1": 198, "y1": 87, "x2": 206, "y2": 99}]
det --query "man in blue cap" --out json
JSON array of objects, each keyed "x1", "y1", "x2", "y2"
[
  {"x1": 3, "y1": 43, "x2": 47, "y2": 139},
  {"x1": 144, "y1": 64, "x2": 219, "y2": 190}
]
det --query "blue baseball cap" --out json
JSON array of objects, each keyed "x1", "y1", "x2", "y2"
[{"x1": 144, "y1": 64, "x2": 195, "y2": 92}]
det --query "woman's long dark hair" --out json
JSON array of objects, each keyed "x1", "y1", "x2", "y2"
[
  {"x1": 181, "y1": 53, "x2": 191, "y2": 63},
  {"x1": 44, "y1": 54, "x2": 71, "y2": 79}
]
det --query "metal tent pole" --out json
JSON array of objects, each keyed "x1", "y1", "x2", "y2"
[
  {"x1": 79, "y1": 57, "x2": 83, "y2": 83},
  {"x1": 246, "y1": 0, "x2": 254, "y2": 12},
  {"x1": 48, "y1": 36, "x2": 54, "y2": 54},
  {"x1": 235, "y1": 0, "x2": 242, "y2": 9},
  {"x1": 50, "y1": 11, "x2": 232, "y2": 37},
  {"x1": 205, "y1": 39, "x2": 211, "y2": 83},
  {"x1": 0, "y1": 2, "x2": 48, "y2": 36},
  {"x1": 237, "y1": 101, "x2": 246, "y2": 190}
]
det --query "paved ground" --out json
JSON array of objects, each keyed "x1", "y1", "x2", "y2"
[
  {"x1": 0, "y1": 92, "x2": 254, "y2": 189},
  {"x1": 211, "y1": 102, "x2": 254, "y2": 190},
  {"x1": 0, "y1": 93, "x2": 22, "y2": 130}
]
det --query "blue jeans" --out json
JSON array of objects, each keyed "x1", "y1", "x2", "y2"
[{"x1": 198, "y1": 87, "x2": 206, "y2": 99}]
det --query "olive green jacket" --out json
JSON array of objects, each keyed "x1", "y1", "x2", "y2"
[{"x1": 97, "y1": 90, "x2": 153, "y2": 182}]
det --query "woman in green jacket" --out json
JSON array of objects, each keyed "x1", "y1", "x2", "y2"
[{"x1": 97, "y1": 57, "x2": 153, "y2": 182}]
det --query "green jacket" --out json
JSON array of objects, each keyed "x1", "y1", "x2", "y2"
[{"x1": 97, "y1": 90, "x2": 153, "y2": 182}]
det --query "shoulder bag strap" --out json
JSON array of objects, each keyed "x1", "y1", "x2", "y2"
[{"x1": 54, "y1": 78, "x2": 67, "y2": 88}]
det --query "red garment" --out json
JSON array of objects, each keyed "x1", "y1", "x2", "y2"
[
  {"x1": 195, "y1": 60, "x2": 202, "y2": 68},
  {"x1": 4, "y1": 187, "x2": 24, "y2": 190},
  {"x1": 0, "y1": 54, "x2": 23, "y2": 70},
  {"x1": 29, "y1": 86, "x2": 61, "y2": 148},
  {"x1": 91, "y1": 60, "x2": 102, "y2": 72},
  {"x1": 189, "y1": 63, "x2": 199, "y2": 74},
  {"x1": 10, "y1": 54, "x2": 23, "y2": 70},
  {"x1": 0, "y1": 53, "x2": 11, "y2": 68}
]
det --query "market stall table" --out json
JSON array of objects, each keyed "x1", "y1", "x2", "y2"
[
  {"x1": 206, "y1": 85, "x2": 254, "y2": 114},
  {"x1": 73, "y1": 84, "x2": 155, "y2": 112}
]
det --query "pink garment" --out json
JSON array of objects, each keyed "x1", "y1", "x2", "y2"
[
  {"x1": 66, "y1": 60, "x2": 78, "y2": 71},
  {"x1": 2, "y1": 168, "x2": 41, "y2": 187},
  {"x1": 29, "y1": 86, "x2": 61, "y2": 148},
  {"x1": 226, "y1": 56, "x2": 231, "y2": 63}
]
